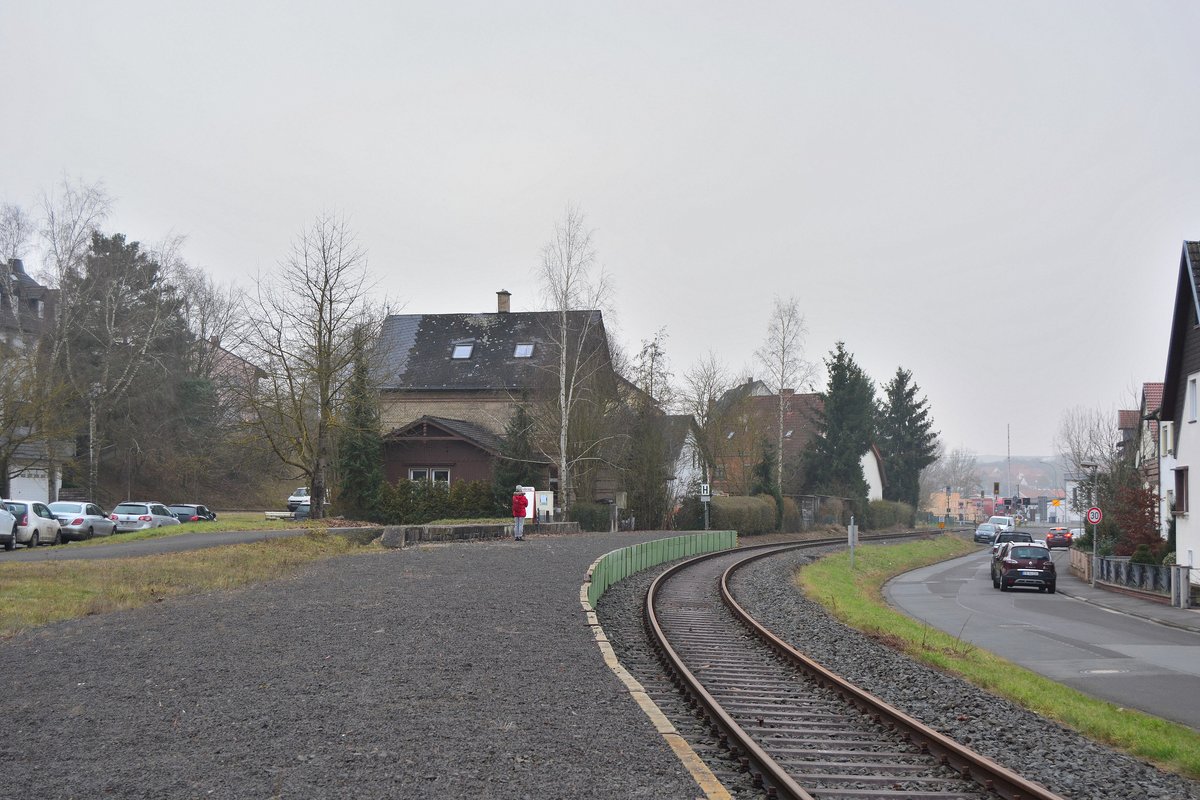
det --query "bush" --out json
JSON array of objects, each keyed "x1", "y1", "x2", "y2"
[
  {"x1": 1162, "y1": 551, "x2": 1177, "y2": 566},
  {"x1": 570, "y1": 502, "x2": 611, "y2": 532},
  {"x1": 376, "y1": 480, "x2": 501, "y2": 525},
  {"x1": 1130, "y1": 544, "x2": 1158, "y2": 565},
  {"x1": 864, "y1": 500, "x2": 915, "y2": 530},
  {"x1": 781, "y1": 497, "x2": 801, "y2": 533},
  {"x1": 708, "y1": 495, "x2": 777, "y2": 536}
]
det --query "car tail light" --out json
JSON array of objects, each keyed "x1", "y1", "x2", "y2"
[
  {"x1": 189, "y1": 515, "x2": 199, "y2": 522},
  {"x1": 18, "y1": 514, "x2": 27, "y2": 526},
  {"x1": 138, "y1": 515, "x2": 152, "y2": 521},
  {"x1": 110, "y1": 514, "x2": 117, "y2": 521},
  {"x1": 1003, "y1": 558, "x2": 1017, "y2": 565},
  {"x1": 71, "y1": 518, "x2": 84, "y2": 526}
]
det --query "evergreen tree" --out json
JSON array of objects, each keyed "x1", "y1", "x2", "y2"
[
  {"x1": 877, "y1": 367, "x2": 939, "y2": 507},
  {"x1": 623, "y1": 401, "x2": 672, "y2": 530},
  {"x1": 750, "y1": 435, "x2": 784, "y2": 530},
  {"x1": 803, "y1": 342, "x2": 876, "y2": 506},
  {"x1": 336, "y1": 332, "x2": 383, "y2": 519},
  {"x1": 494, "y1": 403, "x2": 545, "y2": 492}
]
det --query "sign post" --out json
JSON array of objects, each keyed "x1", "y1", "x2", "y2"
[
  {"x1": 848, "y1": 516, "x2": 858, "y2": 570},
  {"x1": 1087, "y1": 506, "x2": 1103, "y2": 587},
  {"x1": 700, "y1": 483, "x2": 711, "y2": 531}
]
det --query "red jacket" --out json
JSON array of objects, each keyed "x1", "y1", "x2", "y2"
[{"x1": 512, "y1": 492, "x2": 529, "y2": 518}]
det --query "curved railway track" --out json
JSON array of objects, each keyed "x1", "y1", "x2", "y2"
[{"x1": 645, "y1": 536, "x2": 1066, "y2": 800}]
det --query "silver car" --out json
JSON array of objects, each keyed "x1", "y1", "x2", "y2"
[
  {"x1": 49, "y1": 501, "x2": 117, "y2": 541},
  {"x1": 0, "y1": 505, "x2": 15, "y2": 551},
  {"x1": 110, "y1": 501, "x2": 181, "y2": 533},
  {"x1": 2, "y1": 499, "x2": 63, "y2": 547}
]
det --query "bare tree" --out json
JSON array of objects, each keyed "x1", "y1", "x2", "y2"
[
  {"x1": 235, "y1": 214, "x2": 380, "y2": 518},
  {"x1": 921, "y1": 445, "x2": 980, "y2": 508},
  {"x1": 537, "y1": 205, "x2": 612, "y2": 514},
  {"x1": 632, "y1": 326, "x2": 673, "y2": 407},
  {"x1": 1055, "y1": 405, "x2": 1120, "y2": 475},
  {"x1": 0, "y1": 203, "x2": 35, "y2": 262},
  {"x1": 680, "y1": 350, "x2": 734, "y2": 483},
  {"x1": 754, "y1": 296, "x2": 815, "y2": 492}
]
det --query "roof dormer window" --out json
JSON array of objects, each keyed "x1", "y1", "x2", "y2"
[
  {"x1": 514, "y1": 343, "x2": 534, "y2": 358},
  {"x1": 451, "y1": 341, "x2": 474, "y2": 359}
]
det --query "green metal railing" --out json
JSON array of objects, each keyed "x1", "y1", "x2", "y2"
[{"x1": 584, "y1": 531, "x2": 738, "y2": 609}]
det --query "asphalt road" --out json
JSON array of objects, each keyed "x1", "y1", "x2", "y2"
[
  {"x1": 0, "y1": 526, "x2": 354, "y2": 561},
  {"x1": 885, "y1": 537, "x2": 1200, "y2": 729}
]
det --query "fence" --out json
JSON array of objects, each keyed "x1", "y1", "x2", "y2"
[
  {"x1": 583, "y1": 530, "x2": 738, "y2": 609},
  {"x1": 1097, "y1": 557, "x2": 1171, "y2": 595}
]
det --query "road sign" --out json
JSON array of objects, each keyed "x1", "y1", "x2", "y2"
[
  {"x1": 1051, "y1": 499, "x2": 1061, "y2": 506},
  {"x1": 700, "y1": 483, "x2": 711, "y2": 503},
  {"x1": 1087, "y1": 506, "x2": 1103, "y2": 525}
]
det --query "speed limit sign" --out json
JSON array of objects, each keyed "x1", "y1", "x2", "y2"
[{"x1": 1087, "y1": 507, "x2": 1103, "y2": 525}]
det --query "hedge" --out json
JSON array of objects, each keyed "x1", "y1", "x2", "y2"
[
  {"x1": 570, "y1": 502, "x2": 611, "y2": 532},
  {"x1": 674, "y1": 495, "x2": 778, "y2": 534},
  {"x1": 864, "y1": 499, "x2": 915, "y2": 530},
  {"x1": 375, "y1": 480, "x2": 504, "y2": 525}
]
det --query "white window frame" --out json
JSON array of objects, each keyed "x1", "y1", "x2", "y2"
[
  {"x1": 410, "y1": 467, "x2": 450, "y2": 484},
  {"x1": 451, "y1": 342, "x2": 474, "y2": 359},
  {"x1": 513, "y1": 343, "x2": 534, "y2": 358},
  {"x1": 1190, "y1": 378, "x2": 1198, "y2": 422},
  {"x1": 1163, "y1": 421, "x2": 1176, "y2": 455}
]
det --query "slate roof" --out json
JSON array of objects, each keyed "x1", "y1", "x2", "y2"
[
  {"x1": 1160, "y1": 242, "x2": 1200, "y2": 420},
  {"x1": 383, "y1": 415, "x2": 505, "y2": 455},
  {"x1": 375, "y1": 310, "x2": 609, "y2": 391}
]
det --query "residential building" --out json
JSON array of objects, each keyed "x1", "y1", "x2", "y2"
[
  {"x1": 373, "y1": 291, "x2": 621, "y2": 504},
  {"x1": 1159, "y1": 242, "x2": 1200, "y2": 578},
  {"x1": 1134, "y1": 382, "x2": 1164, "y2": 537}
]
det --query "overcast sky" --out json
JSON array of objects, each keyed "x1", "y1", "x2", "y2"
[{"x1": 4, "y1": 1, "x2": 1199, "y2": 458}]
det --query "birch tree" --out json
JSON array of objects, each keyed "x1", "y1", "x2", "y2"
[
  {"x1": 537, "y1": 205, "x2": 612, "y2": 514},
  {"x1": 680, "y1": 350, "x2": 734, "y2": 483},
  {"x1": 754, "y1": 296, "x2": 814, "y2": 492}
]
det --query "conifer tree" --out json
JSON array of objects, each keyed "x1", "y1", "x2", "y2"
[
  {"x1": 877, "y1": 367, "x2": 939, "y2": 508},
  {"x1": 803, "y1": 342, "x2": 876, "y2": 506},
  {"x1": 336, "y1": 330, "x2": 382, "y2": 519}
]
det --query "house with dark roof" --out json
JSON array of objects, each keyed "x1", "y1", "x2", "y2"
[
  {"x1": 374, "y1": 291, "x2": 620, "y2": 502},
  {"x1": 1, "y1": 258, "x2": 56, "y2": 349},
  {"x1": 1134, "y1": 382, "x2": 1165, "y2": 536},
  {"x1": 1159, "y1": 242, "x2": 1200, "y2": 576}
]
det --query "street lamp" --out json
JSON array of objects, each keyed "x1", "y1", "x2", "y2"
[{"x1": 1080, "y1": 460, "x2": 1099, "y2": 587}]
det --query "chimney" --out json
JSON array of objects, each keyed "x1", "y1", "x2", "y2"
[
  {"x1": 10, "y1": 258, "x2": 25, "y2": 276},
  {"x1": 497, "y1": 290, "x2": 511, "y2": 314}
]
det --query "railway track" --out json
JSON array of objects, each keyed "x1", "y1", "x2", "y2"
[{"x1": 645, "y1": 537, "x2": 1066, "y2": 800}]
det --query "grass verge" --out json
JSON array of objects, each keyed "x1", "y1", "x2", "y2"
[
  {"x1": 797, "y1": 535, "x2": 1200, "y2": 779},
  {"x1": 0, "y1": 530, "x2": 377, "y2": 637},
  {"x1": 66, "y1": 511, "x2": 370, "y2": 548}
]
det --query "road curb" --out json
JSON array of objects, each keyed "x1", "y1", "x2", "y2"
[{"x1": 1055, "y1": 587, "x2": 1200, "y2": 635}]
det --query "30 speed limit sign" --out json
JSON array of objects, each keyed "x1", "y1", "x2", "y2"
[{"x1": 1087, "y1": 507, "x2": 1103, "y2": 525}]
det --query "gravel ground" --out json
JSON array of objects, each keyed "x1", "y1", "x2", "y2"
[
  {"x1": 730, "y1": 545, "x2": 1200, "y2": 800},
  {"x1": 0, "y1": 532, "x2": 704, "y2": 800}
]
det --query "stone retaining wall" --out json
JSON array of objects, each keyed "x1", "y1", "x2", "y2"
[{"x1": 379, "y1": 521, "x2": 582, "y2": 548}]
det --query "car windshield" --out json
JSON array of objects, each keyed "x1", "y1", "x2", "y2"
[
  {"x1": 169, "y1": 506, "x2": 193, "y2": 512},
  {"x1": 294, "y1": 489, "x2": 308, "y2": 497},
  {"x1": 49, "y1": 502, "x2": 82, "y2": 513},
  {"x1": 1011, "y1": 546, "x2": 1049, "y2": 560},
  {"x1": 113, "y1": 503, "x2": 149, "y2": 514},
  {"x1": 978, "y1": 525, "x2": 995, "y2": 531}
]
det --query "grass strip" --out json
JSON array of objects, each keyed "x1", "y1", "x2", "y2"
[
  {"x1": 66, "y1": 511, "x2": 368, "y2": 548},
  {"x1": 0, "y1": 530, "x2": 377, "y2": 637},
  {"x1": 797, "y1": 535, "x2": 1200, "y2": 779}
]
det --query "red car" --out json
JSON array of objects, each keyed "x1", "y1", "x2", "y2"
[{"x1": 1045, "y1": 527, "x2": 1073, "y2": 548}]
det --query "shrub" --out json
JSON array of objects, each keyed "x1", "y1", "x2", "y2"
[
  {"x1": 376, "y1": 480, "x2": 501, "y2": 525},
  {"x1": 673, "y1": 496, "x2": 705, "y2": 530},
  {"x1": 781, "y1": 497, "x2": 801, "y2": 533},
  {"x1": 710, "y1": 495, "x2": 777, "y2": 536},
  {"x1": 1162, "y1": 551, "x2": 1177, "y2": 566},
  {"x1": 570, "y1": 502, "x2": 611, "y2": 532},
  {"x1": 864, "y1": 500, "x2": 915, "y2": 530},
  {"x1": 1130, "y1": 544, "x2": 1158, "y2": 565}
]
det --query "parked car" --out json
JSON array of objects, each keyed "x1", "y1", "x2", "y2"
[
  {"x1": 167, "y1": 504, "x2": 217, "y2": 523},
  {"x1": 974, "y1": 523, "x2": 998, "y2": 543},
  {"x1": 993, "y1": 541, "x2": 1056, "y2": 592},
  {"x1": 990, "y1": 530, "x2": 1034, "y2": 557},
  {"x1": 287, "y1": 487, "x2": 310, "y2": 512},
  {"x1": 2, "y1": 499, "x2": 63, "y2": 547},
  {"x1": 48, "y1": 501, "x2": 117, "y2": 541},
  {"x1": 0, "y1": 505, "x2": 15, "y2": 551},
  {"x1": 1045, "y1": 527, "x2": 1073, "y2": 549},
  {"x1": 110, "y1": 502, "x2": 181, "y2": 533}
]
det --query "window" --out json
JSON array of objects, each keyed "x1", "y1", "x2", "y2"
[
  {"x1": 514, "y1": 343, "x2": 534, "y2": 358},
  {"x1": 451, "y1": 342, "x2": 474, "y2": 359},
  {"x1": 410, "y1": 468, "x2": 450, "y2": 484},
  {"x1": 1190, "y1": 379, "x2": 1198, "y2": 422},
  {"x1": 1176, "y1": 467, "x2": 1189, "y2": 515},
  {"x1": 1163, "y1": 421, "x2": 1176, "y2": 455}
]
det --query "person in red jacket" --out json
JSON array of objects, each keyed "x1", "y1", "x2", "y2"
[{"x1": 512, "y1": 485, "x2": 529, "y2": 541}]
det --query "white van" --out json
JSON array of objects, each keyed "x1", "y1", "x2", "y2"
[{"x1": 987, "y1": 515, "x2": 1015, "y2": 532}]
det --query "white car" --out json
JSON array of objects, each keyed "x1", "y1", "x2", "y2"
[
  {"x1": 0, "y1": 505, "x2": 15, "y2": 551},
  {"x1": 287, "y1": 487, "x2": 310, "y2": 512},
  {"x1": 110, "y1": 501, "x2": 181, "y2": 533},
  {"x1": 987, "y1": 515, "x2": 1015, "y2": 532},
  {"x1": 2, "y1": 499, "x2": 63, "y2": 548}
]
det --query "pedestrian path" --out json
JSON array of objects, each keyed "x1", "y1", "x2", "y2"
[{"x1": 1051, "y1": 550, "x2": 1200, "y2": 633}]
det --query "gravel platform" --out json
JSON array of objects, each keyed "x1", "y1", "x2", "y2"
[{"x1": 0, "y1": 532, "x2": 705, "y2": 800}]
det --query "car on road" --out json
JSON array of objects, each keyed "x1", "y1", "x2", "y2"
[
  {"x1": 48, "y1": 501, "x2": 116, "y2": 541},
  {"x1": 2, "y1": 499, "x2": 63, "y2": 547},
  {"x1": 990, "y1": 530, "x2": 1034, "y2": 558},
  {"x1": 993, "y1": 541, "x2": 1056, "y2": 592},
  {"x1": 287, "y1": 487, "x2": 310, "y2": 512},
  {"x1": 167, "y1": 504, "x2": 217, "y2": 523},
  {"x1": 1045, "y1": 527, "x2": 1073, "y2": 549},
  {"x1": 973, "y1": 523, "x2": 999, "y2": 543},
  {"x1": 0, "y1": 505, "x2": 15, "y2": 551},
  {"x1": 987, "y1": 515, "x2": 1016, "y2": 532},
  {"x1": 110, "y1": 502, "x2": 182, "y2": 533}
]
